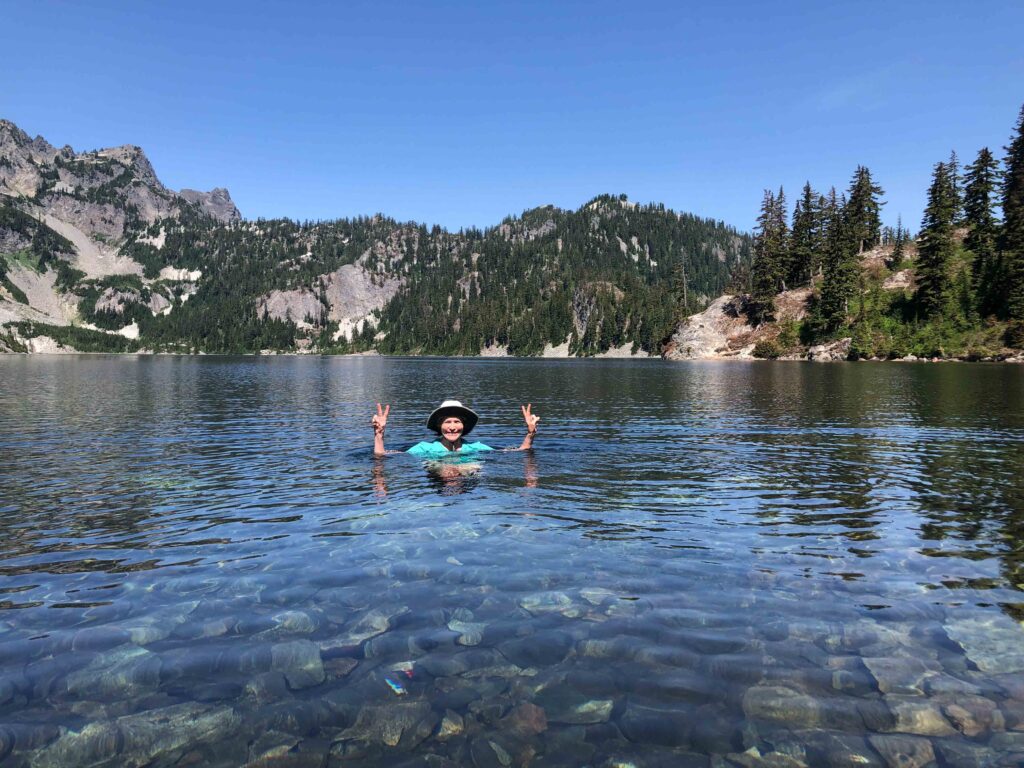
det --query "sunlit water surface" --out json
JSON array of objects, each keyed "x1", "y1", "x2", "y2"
[{"x1": 1, "y1": 357, "x2": 1023, "y2": 767}]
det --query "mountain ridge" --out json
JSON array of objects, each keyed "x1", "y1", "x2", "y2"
[{"x1": 0, "y1": 119, "x2": 750, "y2": 356}]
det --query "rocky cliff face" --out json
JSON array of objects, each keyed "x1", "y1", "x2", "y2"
[
  {"x1": 178, "y1": 188, "x2": 241, "y2": 223},
  {"x1": 0, "y1": 118, "x2": 242, "y2": 336},
  {"x1": 0, "y1": 120, "x2": 239, "y2": 227},
  {"x1": 258, "y1": 261, "x2": 404, "y2": 341}
]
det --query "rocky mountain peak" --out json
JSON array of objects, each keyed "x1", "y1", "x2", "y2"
[
  {"x1": 0, "y1": 118, "x2": 242, "y2": 229},
  {"x1": 0, "y1": 119, "x2": 29, "y2": 146},
  {"x1": 178, "y1": 187, "x2": 241, "y2": 223}
]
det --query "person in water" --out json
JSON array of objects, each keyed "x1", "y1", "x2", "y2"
[{"x1": 372, "y1": 400, "x2": 538, "y2": 456}]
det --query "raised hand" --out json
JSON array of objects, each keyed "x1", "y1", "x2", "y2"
[
  {"x1": 521, "y1": 403, "x2": 539, "y2": 434},
  {"x1": 372, "y1": 403, "x2": 390, "y2": 435}
]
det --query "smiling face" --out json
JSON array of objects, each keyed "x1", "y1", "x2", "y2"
[{"x1": 439, "y1": 416, "x2": 465, "y2": 443}]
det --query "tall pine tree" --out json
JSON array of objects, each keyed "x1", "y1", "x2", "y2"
[
  {"x1": 887, "y1": 215, "x2": 906, "y2": 268},
  {"x1": 749, "y1": 188, "x2": 788, "y2": 323},
  {"x1": 916, "y1": 161, "x2": 958, "y2": 317},
  {"x1": 963, "y1": 147, "x2": 1002, "y2": 316},
  {"x1": 947, "y1": 150, "x2": 964, "y2": 225},
  {"x1": 1002, "y1": 105, "x2": 1024, "y2": 322},
  {"x1": 815, "y1": 189, "x2": 857, "y2": 331},
  {"x1": 788, "y1": 182, "x2": 818, "y2": 287},
  {"x1": 845, "y1": 166, "x2": 885, "y2": 254}
]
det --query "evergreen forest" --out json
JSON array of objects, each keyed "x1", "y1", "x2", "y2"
[{"x1": 743, "y1": 103, "x2": 1024, "y2": 360}]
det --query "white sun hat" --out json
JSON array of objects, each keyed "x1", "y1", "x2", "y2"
[{"x1": 426, "y1": 400, "x2": 479, "y2": 435}]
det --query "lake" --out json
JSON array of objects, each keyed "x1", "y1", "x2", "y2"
[{"x1": 1, "y1": 356, "x2": 1023, "y2": 767}]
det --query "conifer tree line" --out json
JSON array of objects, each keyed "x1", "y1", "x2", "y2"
[
  {"x1": 746, "y1": 103, "x2": 1024, "y2": 355},
  {"x1": 2, "y1": 192, "x2": 751, "y2": 355}
]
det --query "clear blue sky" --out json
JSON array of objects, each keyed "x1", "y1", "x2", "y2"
[{"x1": 3, "y1": 0, "x2": 1022, "y2": 234}]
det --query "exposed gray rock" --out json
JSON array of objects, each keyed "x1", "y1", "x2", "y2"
[
  {"x1": 147, "y1": 291, "x2": 170, "y2": 314},
  {"x1": 807, "y1": 337, "x2": 852, "y2": 361},
  {"x1": 664, "y1": 295, "x2": 749, "y2": 360},
  {"x1": 178, "y1": 187, "x2": 241, "y2": 223},
  {"x1": 94, "y1": 286, "x2": 143, "y2": 315},
  {"x1": 258, "y1": 288, "x2": 324, "y2": 328},
  {"x1": 323, "y1": 263, "x2": 402, "y2": 326},
  {"x1": 0, "y1": 119, "x2": 239, "y2": 284},
  {"x1": 882, "y1": 270, "x2": 914, "y2": 291}
]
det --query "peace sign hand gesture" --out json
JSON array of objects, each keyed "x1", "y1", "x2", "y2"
[
  {"x1": 521, "y1": 403, "x2": 539, "y2": 435},
  {"x1": 372, "y1": 403, "x2": 390, "y2": 436}
]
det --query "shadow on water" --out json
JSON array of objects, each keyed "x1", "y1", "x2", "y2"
[{"x1": 0, "y1": 356, "x2": 1023, "y2": 766}]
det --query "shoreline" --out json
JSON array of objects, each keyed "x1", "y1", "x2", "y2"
[{"x1": 2, "y1": 349, "x2": 1022, "y2": 363}]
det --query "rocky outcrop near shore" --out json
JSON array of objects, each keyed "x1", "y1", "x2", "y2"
[{"x1": 664, "y1": 287, "x2": 812, "y2": 361}]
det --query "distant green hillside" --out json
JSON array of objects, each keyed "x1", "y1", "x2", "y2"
[{"x1": 3, "y1": 191, "x2": 750, "y2": 355}]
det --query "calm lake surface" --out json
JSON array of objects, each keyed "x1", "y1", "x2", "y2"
[{"x1": 1, "y1": 356, "x2": 1023, "y2": 767}]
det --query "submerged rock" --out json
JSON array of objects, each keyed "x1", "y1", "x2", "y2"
[
  {"x1": 519, "y1": 592, "x2": 576, "y2": 617},
  {"x1": 271, "y1": 640, "x2": 324, "y2": 689},
  {"x1": 243, "y1": 672, "x2": 290, "y2": 706},
  {"x1": 804, "y1": 733, "x2": 883, "y2": 768},
  {"x1": 534, "y1": 686, "x2": 613, "y2": 725},
  {"x1": 247, "y1": 729, "x2": 300, "y2": 763},
  {"x1": 882, "y1": 696, "x2": 955, "y2": 736},
  {"x1": 340, "y1": 701, "x2": 436, "y2": 750},
  {"x1": 30, "y1": 703, "x2": 239, "y2": 767},
  {"x1": 65, "y1": 645, "x2": 161, "y2": 698},
  {"x1": 866, "y1": 734, "x2": 934, "y2": 768},
  {"x1": 945, "y1": 615, "x2": 1024, "y2": 673},
  {"x1": 941, "y1": 694, "x2": 1004, "y2": 737},
  {"x1": 29, "y1": 721, "x2": 124, "y2": 768},
  {"x1": 499, "y1": 631, "x2": 573, "y2": 668},
  {"x1": 742, "y1": 685, "x2": 821, "y2": 729},
  {"x1": 268, "y1": 610, "x2": 318, "y2": 635},
  {"x1": 862, "y1": 657, "x2": 936, "y2": 695},
  {"x1": 470, "y1": 736, "x2": 512, "y2": 768},
  {"x1": 501, "y1": 702, "x2": 548, "y2": 737},
  {"x1": 319, "y1": 606, "x2": 408, "y2": 655},
  {"x1": 933, "y1": 739, "x2": 993, "y2": 768},
  {"x1": 436, "y1": 709, "x2": 464, "y2": 740},
  {"x1": 617, "y1": 701, "x2": 693, "y2": 748},
  {"x1": 447, "y1": 619, "x2": 486, "y2": 646}
]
